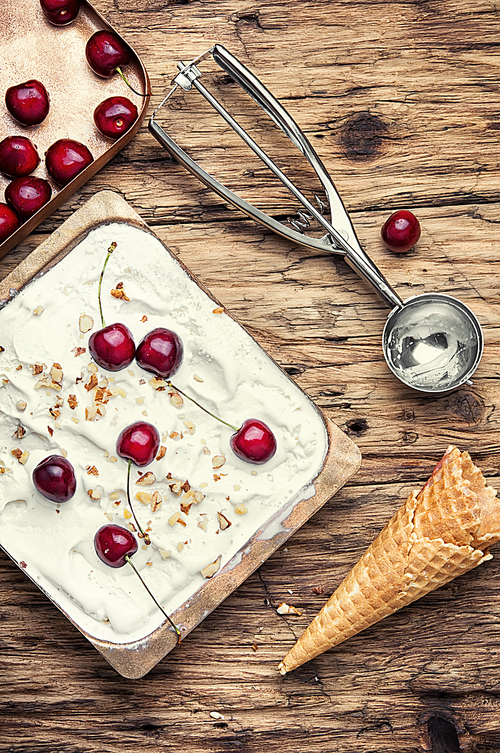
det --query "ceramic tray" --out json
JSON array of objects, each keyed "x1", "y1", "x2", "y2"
[{"x1": 0, "y1": 190, "x2": 361, "y2": 677}]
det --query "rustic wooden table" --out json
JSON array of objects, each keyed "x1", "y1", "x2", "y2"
[{"x1": 2, "y1": 1, "x2": 500, "y2": 751}]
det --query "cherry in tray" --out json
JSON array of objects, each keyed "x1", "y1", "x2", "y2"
[
  {"x1": 40, "y1": 0, "x2": 80, "y2": 25},
  {"x1": 45, "y1": 139, "x2": 93, "y2": 186},
  {"x1": 6, "y1": 80, "x2": 50, "y2": 126},
  {"x1": 0, "y1": 204, "x2": 21, "y2": 244},
  {"x1": 86, "y1": 30, "x2": 144, "y2": 97},
  {"x1": 94, "y1": 96, "x2": 138, "y2": 139},
  {"x1": 0, "y1": 136, "x2": 40, "y2": 178},
  {"x1": 5, "y1": 177, "x2": 52, "y2": 219}
]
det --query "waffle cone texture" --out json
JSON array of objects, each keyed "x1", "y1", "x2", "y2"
[{"x1": 279, "y1": 446, "x2": 499, "y2": 674}]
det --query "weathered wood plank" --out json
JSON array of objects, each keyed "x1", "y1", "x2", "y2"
[{"x1": 2, "y1": 0, "x2": 500, "y2": 750}]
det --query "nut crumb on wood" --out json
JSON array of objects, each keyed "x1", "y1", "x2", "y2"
[{"x1": 277, "y1": 603, "x2": 303, "y2": 616}]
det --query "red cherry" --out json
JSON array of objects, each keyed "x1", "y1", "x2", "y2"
[
  {"x1": 136, "y1": 328, "x2": 183, "y2": 379},
  {"x1": 40, "y1": 0, "x2": 80, "y2": 25},
  {"x1": 94, "y1": 96, "x2": 138, "y2": 139},
  {"x1": 230, "y1": 419, "x2": 277, "y2": 464},
  {"x1": 0, "y1": 136, "x2": 40, "y2": 178},
  {"x1": 86, "y1": 30, "x2": 131, "y2": 78},
  {"x1": 5, "y1": 177, "x2": 52, "y2": 219},
  {"x1": 89, "y1": 323, "x2": 135, "y2": 371},
  {"x1": 117, "y1": 421, "x2": 160, "y2": 467},
  {"x1": 0, "y1": 203, "x2": 21, "y2": 243},
  {"x1": 94, "y1": 524, "x2": 138, "y2": 568},
  {"x1": 32, "y1": 455, "x2": 76, "y2": 503},
  {"x1": 45, "y1": 139, "x2": 93, "y2": 186},
  {"x1": 381, "y1": 210, "x2": 421, "y2": 253},
  {"x1": 6, "y1": 80, "x2": 50, "y2": 126}
]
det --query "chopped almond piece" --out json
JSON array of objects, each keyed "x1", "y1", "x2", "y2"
[
  {"x1": 156, "y1": 446, "x2": 166, "y2": 461},
  {"x1": 212, "y1": 455, "x2": 226, "y2": 470},
  {"x1": 86, "y1": 465, "x2": 99, "y2": 476},
  {"x1": 135, "y1": 491, "x2": 152, "y2": 505},
  {"x1": 201, "y1": 555, "x2": 222, "y2": 579},
  {"x1": 136, "y1": 471, "x2": 156, "y2": 486},
  {"x1": 277, "y1": 603, "x2": 303, "y2": 616},
  {"x1": 68, "y1": 394, "x2": 78, "y2": 410},
  {"x1": 79, "y1": 314, "x2": 94, "y2": 333},
  {"x1": 217, "y1": 511, "x2": 232, "y2": 530}
]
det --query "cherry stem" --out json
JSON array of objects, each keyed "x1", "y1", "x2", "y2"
[
  {"x1": 115, "y1": 67, "x2": 148, "y2": 98},
  {"x1": 126, "y1": 459, "x2": 151, "y2": 545},
  {"x1": 97, "y1": 241, "x2": 117, "y2": 328},
  {"x1": 167, "y1": 381, "x2": 238, "y2": 431},
  {"x1": 125, "y1": 555, "x2": 181, "y2": 643}
]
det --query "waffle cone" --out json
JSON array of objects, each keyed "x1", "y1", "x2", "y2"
[{"x1": 279, "y1": 446, "x2": 499, "y2": 674}]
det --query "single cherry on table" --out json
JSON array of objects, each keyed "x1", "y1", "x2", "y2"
[
  {"x1": 45, "y1": 139, "x2": 93, "y2": 186},
  {"x1": 0, "y1": 203, "x2": 20, "y2": 243},
  {"x1": 40, "y1": 0, "x2": 80, "y2": 25},
  {"x1": 6, "y1": 79, "x2": 50, "y2": 126},
  {"x1": 5, "y1": 177, "x2": 52, "y2": 219},
  {"x1": 32, "y1": 455, "x2": 76, "y2": 503},
  {"x1": 94, "y1": 96, "x2": 138, "y2": 139},
  {"x1": 381, "y1": 210, "x2": 421, "y2": 253},
  {"x1": 0, "y1": 136, "x2": 40, "y2": 178}
]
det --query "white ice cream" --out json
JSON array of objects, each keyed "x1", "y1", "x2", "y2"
[{"x1": 0, "y1": 223, "x2": 327, "y2": 643}]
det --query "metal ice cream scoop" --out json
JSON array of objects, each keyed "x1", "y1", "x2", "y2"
[{"x1": 149, "y1": 44, "x2": 483, "y2": 393}]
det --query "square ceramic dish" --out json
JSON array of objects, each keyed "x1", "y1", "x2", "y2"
[
  {"x1": 0, "y1": 0, "x2": 150, "y2": 258},
  {"x1": 0, "y1": 191, "x2": 361, "y2": 677}
]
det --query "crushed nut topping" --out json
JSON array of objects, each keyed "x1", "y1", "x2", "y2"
[
  {"x1": 79, "y1": 314, "x2": 94, "y2": 333},
  {"x1": 86, "y1": 465, "x2": 99, "y2": 476},
  {"x1": 33, "y1": 305, "x2": 44, "y2": 316},
  {"x1": 151, "y1": 491, "x2": 162, "y2": 512},
  {"x1": 50, "y1": 363, "x2": 63, "y2": 385},
  {"x1": 68, "y1": 394, "x2": 78, "y2": 410},
  {"x1": 87, "y1": 489, "x2": 101, "y2": 500},
  {"x1": 135, "y1": 491, "x2": 152, "y2": 506},
  {"x1": 12, "y1": 425, "x2": 26, "y2": 439},
  {"x1": 72, "y1": 346, "x2": 86, "y2": 357},
  {"x1": 180, "y1": 502, "x2": 192, "y2": 515},
  {"x1": 168, "y1": 389, "x2": 183, "y2": 408},
  {"x1": 110, "y1": 287, "x2": 130, "y2": 301},
  {"x1": 212, "y1": 455, "x2": 226, "y2": 470},
  {"x1": 136, "y1": 471, "x2": 155, "y2": 486},
  {"x1": 85, "y1": 373, "x2": 98, "y2": 392},
  {"x1": 16, "y1": 400, "x2": 27, "y2": 412},
  {"x1": 150, "y1": 376, "x2": 167, "y2": 391},
  {"x1": 212, "y1": 307, "x2": 224, "y2": 314},
  {"x1": 201, "y1": 555, "x2": 222, "y2": 579},
  {"x1": 156, "y1": 446, "x2": 166, "y2": 461},
  {"x1": 32, "y1": 363, "x2": 44, "y2": 376},
  {"x1": 202, "y1": 446, "x2": 211, "y2": 456},
  {"x1": 235, "y1": 503, "x2": 248, "y2": 515},
  {"x1": 217, "y1": 511, "x2": 232, "y2": 531}
]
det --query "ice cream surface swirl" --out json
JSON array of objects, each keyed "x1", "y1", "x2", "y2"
[{"x1": 0, "y1": 222, "x2": 327, "y2": 643}]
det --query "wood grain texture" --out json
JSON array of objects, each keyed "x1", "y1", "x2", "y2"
[{"x1": 2, "y1": 0, "x2": 500, "y2": 750}]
